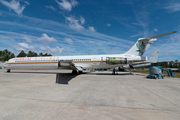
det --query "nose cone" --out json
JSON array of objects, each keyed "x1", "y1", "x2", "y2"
[
  {"x1": 0, "y1": 62, "x2": 4, "y2": 69},
  {"x1": 2, "y1": 63, "x2": 7, "y2": 69}
]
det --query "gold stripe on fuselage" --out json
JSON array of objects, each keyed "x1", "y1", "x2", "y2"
[{"x1": 4, "y1": 60, "x2": 142, "y2": 65}]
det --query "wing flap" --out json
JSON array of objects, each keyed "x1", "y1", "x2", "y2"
[
  {"x1": 58, "y1": 60, "x2": 83, "y2": 71},
  {"x1": 58, "y1": 60, "x2": 73, "y2": 67},
  {"x1": 75, "y1": 66, "x2": 83, "y2": 71}
]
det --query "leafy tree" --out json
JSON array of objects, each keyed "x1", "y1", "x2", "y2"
[
  {"x1": 4, "y1": 49, "x2": 10, "y2": 55},
  {"x1": 27, "y1": 51, "x2": 38, "y2": 57},
  {"x1": 39, "y1": 52, "x2": 43, "y2": 56},
  {"x1": 17, "y1": 50, "x2": 27, "y2": 57},
  {"x1": 0, "y1": 49, "x2": 15, "y2": 61},
  {"x1": 161, "y1": 62, "x2": 168, "y2": 68},
  {"x1": 3, "y1": 55, "x2": 9, "y2": 61},
  {"x1": 10, "y1": 53, "x2": 15, "y2": 59},
  {"x1": 39, "y1": 52, "x2": 52, "y2": 56},
  {"x1": 168, "y1": 61, "x2": 174, "y2": 68},
  {"x1": 0, "y1": 49, "x2": 53, "y2": 61},
  {"x1": 174, "y1": 60, "x2": 179, "y2": 68},
  {"x1": 0, "y1": 50, "x2": 2, "y2": 57},
  {"x1": 26, "y1": 51, "x2": 51, "y2": 57},
  {"x1": 0, "y1": 51, "x2": 2, "y2": 60},
  {"x1": 34, "y1": 53, "x2": 38, "y2": 57},
  {"x1": 27, "y1": 51, "x2": 33, "y2": 57},
  {"x1": 178, "y1": 62, "x2": 180, "y2": 68}
]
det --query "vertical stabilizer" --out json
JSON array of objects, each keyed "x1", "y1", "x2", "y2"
[
  {"x1": 147, "y1": 50, "x2": 159, "y2": 62},
  {"x1": 125, "y1": 38, "x2": 157, "y2": 56}
]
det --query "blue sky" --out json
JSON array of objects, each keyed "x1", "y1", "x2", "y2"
[{"x1": 0, "y1": 0, "x2": 180, "y2": 61}]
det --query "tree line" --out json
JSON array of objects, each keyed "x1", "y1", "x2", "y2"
[
  {"x1": 154, "y1": 60, "x2": 180, "y2": 68},
  {"x1": 0, "y1": 49, "x2": 52, "y2": 61}
]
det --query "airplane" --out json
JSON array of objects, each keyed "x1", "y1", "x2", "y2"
[{"x1": 3, "y1": 31, "x2": 177, "y2": 74}]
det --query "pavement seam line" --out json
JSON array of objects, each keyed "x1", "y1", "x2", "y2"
[
  {"x1": 141, "y1": 86, "x2": 180, "y2": 108},
  {"x1": 53, "y1": 77, "x2": 96, "y2": 120},
  {"x1": 1, "y1": 95, "x2": 179, "y2": 112}
]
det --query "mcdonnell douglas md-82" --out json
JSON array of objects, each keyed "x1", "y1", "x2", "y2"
[{"x1": 3, "y1": 31, "x2": 177, "y2": 74}]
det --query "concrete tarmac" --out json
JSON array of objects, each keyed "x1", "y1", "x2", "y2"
[{"x1": 0, "y1": 69, "x2": 180, "y2": 120}]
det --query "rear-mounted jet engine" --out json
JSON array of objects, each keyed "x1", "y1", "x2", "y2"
[{"x1": 106, "y1": 57, "x2": 132, "y2": 65}]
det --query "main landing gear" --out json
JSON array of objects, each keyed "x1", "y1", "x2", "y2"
[
  {"x1": 72, "y1": 70, "x2": 83, "y2": 74},
  {"x1": 112, "y1": 68, "x2": 115, "y2": 75},
  {"x1": 112, "y1": 68, "x2": 118, "y2": 75},
  {"x1": 7, "y1": 69, "x2": 11, "y2": 73},
  {"x1": 72, "y1": 70, "x2": 77, "y2": 74}
]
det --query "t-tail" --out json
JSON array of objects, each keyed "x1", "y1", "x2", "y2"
[{"x1": 125, "y1": 31, "x2": 177, "y2": 56}]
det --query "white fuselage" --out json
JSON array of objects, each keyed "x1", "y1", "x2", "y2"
[{"x1": 3, "y1": 54, "x2": 142, "y2": 71}]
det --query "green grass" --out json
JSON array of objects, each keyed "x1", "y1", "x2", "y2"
[{"x1": 131, "y1": 70, "x2": 180, "y2": 78}]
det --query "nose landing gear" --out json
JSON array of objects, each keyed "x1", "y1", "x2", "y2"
[{"x1": 72, "y1": 70, "x2": 83, "y2": 74}]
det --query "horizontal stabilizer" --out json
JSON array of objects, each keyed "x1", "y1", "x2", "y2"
[{"x1": 141, "y1": 31, "x2": 177, "y2": 40}]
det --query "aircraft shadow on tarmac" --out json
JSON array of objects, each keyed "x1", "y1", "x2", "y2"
[
  {"x1": 95, "y1": 72, "x2": 134, "y2": 76},
  {"x1": 56, "y1": 73, "x2": 78, "y2": 84},
  {"x1": 9, "y1": 71, "x2": 133, "y2": 84},
  {"x1": 10, "y1": 71, "x2": 79, "y2": 84},
  {"x1": 10, "y1": 71, "x2": 65, "y2": 74},
  {"x1": 56, "y1": 72, "x2": 133, "y2": 84}
]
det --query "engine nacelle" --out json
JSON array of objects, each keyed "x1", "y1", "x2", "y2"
[
  {"x1": 106, "y1": 57, "x2": 132, "y2": 65},
  {"x1": 122, "y1": 65, "x2": 131, "y2": 69}
]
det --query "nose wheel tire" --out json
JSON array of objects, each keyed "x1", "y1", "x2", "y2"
[
  {"x1": 112, "y1": 68, "x2": 116, "y2": 75},
  {"x1": 72, "y1": 70, "x2": 78, "y2": 74},
  {"x1": 78, "y1": 71, "x2": 83, "y2": 74}
]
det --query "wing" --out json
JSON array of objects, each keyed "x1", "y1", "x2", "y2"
[{"x1": 58, "y1": 60, "x2": 83, "y2": 71}]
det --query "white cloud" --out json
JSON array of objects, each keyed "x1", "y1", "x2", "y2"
[
  {"x1": 130, "y1": 33, "x2": 143, "y2": 38},
  {"x1": 40, "y1": 46, "x2": 65, "y2": 54},
  {"x1": 65, "y1": 38, "x2": 73, "y2": 44},
  {"x1": 0, "y1": 35, "x2": 9, "y2": 39},
  {"x1": 14, "y1": 43, "x2": 34, "y2": 51},
  {"x1": 80, "y1": 16, "x2": 85, "y2": 25},
  {"x1": 55, "y1": 0, "x2": 78, "y2": 12},
  {"x1": 71, "y1": 0, "x2": 78, "y2": 7},
  {"x1": 133, "y1": 10, "x2": 150, "y2": 37},
  {"x1": 106, "y1": 47, "x2": 111, "y2": 51},
  {"x1": 88, "y1": 26, "x2": 96, "y2": 32},
  {"x1": 24, "y1": 1, "x2": 29, "y2": 5},
  {"x1": 0, "y1": 31, "x2": 36, "y2": 43},
  {"x1": 164, "y1": 2, "x2": 180, "y2": 12},
  {"x1": 0, "y1": 34, "x2": 15, "y2": 41},
  {"x1": 0, "y1": 12, "x2": 135, "y2": 55},
  {"x1": 37, "y1": 34, "x2": 57, "y2": 44},
  {"x1": 0, "y1": 12, "x2": 2, "y2": 15},
  {"x1": 65, "y1": 16, "x2": 84, "y2": 30},
  {"x1": 107, "y1": 23, "x2": 111, "y2": 27},
  {"x1": 0, "y1": 0, "x2": 29, "y2": 15},
  {"x1": 45, "y1": 6, "x2": 56, "y2": 11},
  {"x1": 22, "y1": 36, "x2": 33, "y2": 43},
  {"x1": 154, "y1": 28, "x2": 158, "y2": 32}
]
